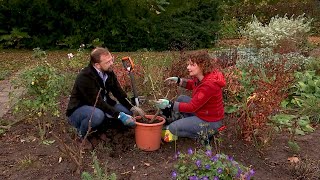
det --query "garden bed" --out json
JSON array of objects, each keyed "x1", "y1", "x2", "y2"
[{"x1": 0, "y1": 109, "x2": 319, "y2": 180}]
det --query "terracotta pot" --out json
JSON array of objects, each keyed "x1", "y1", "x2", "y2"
[{"x1": 134, "y1": 115, "x2": 166, "y2": 151}]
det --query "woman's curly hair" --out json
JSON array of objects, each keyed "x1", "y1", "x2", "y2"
[{"x1": 182, "y1": 50, "x2": 217, "y2": 75}]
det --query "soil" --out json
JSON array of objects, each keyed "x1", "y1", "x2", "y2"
[
  {"x1": 1, "y1": 106, "x2": 319, "y2": 180},
  {"x1": 135, "y1": 116, "x2": 162, "y2": 124}
]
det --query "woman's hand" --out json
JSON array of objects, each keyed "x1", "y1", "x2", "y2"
[
  {"x1": 154, "y1": 99, "x2": 171, "y2": 109},
  {"x1": 165, "y1": 77, "x2": 180, "y2": 85}
]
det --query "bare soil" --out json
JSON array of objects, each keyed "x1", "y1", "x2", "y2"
[{"x1": 0, "y1": 107, "x2": 319, "y2": 180}]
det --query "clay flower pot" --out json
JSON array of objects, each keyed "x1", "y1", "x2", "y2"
[{"x1": 134, "y1": 115, "x2": 166, "y2": 151}]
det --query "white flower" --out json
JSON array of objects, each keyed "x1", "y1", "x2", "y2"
[{"x1": 67, "y1": 53, "x2": 74, "y2": 59}]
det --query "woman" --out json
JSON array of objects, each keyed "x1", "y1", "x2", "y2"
[{"x1": 155, "y1": 50, "x2": 225, "y2": 141}]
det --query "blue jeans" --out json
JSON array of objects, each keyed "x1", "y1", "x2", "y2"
[
  {"x1": 168, "y1": 95, "x2": 222, "y2": 138},
  {"x1": 68, "y1": 104, "x2": 132, "y2": 137}
]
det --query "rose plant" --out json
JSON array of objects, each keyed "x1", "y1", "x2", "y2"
[{"x1": 172, "y1": 148, "x2": 254, "y2": 180}]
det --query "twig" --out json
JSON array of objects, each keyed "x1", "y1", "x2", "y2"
[
  {"x1": 52, "y1": 133, "x2": 80, "y2": 167},
  {"x1": 0, "y1": 125, "x2": 11, "y2": 129},
  {"x1": 148, "y1": 74, "x2": 157, "y2": 100},
  {"x1": 78, "y1": 88, "x2": 102, "y2": 172},
  {"x1": 0, "y1": 118, "x2": 25, "y2": 130},
  {"x1": 149, "y1": 108, "x2": 161, "y2": 123},
  {"x1": 81, "y1": 88, "x2": 102, "y2": 145},
  {"x1": 125, "y1": 98, "x2": 148, "y2": 122}
]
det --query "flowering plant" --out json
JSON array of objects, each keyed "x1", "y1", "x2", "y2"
[{"x1": 172, "y1": 148, "x2": 254, "y2": 180}]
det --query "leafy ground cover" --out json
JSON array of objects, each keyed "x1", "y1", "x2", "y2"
[{"x1": 0, "y1": 48, "x2": 319, "y2": 180}]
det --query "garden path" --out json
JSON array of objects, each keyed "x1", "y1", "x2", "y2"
[{"x1": 0, "y1": 77, "x2": 23, "y2": 118}]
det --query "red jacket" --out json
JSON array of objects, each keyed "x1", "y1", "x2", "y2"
[{"x1": 173, "y1": 70, "x2": 226, "y2": 122}]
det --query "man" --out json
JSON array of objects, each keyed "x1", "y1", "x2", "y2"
[{"x1": 66, "y1": 47, "x2": 144, "y2": 147}]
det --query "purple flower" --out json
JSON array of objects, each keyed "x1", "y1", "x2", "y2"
[
  {"x1": 245, "y1": 169, "x2": 255, "y2": 180},
  {"x1": 211, "y1": 155, "x2": 218, "y2": 162},
  {"x1": 213, "y1": 176, "x2": 219, "y2": 180},
  {"x1": 188, "y1": 176, "x2": 199, "y2": 180},
  {"x1": 249, "y1": 169, "x2": 255, "y2": 175},
  {"x1": 188, "y1": 148, "x2": 193, "y2": 155},
  {"x1": 236, "y1": 167, "x2": 242, "y2": 178},
  {"x1": 174, "y1": 151, "x2": 181, "y2": 159},
  {"x1": 171, "y1": 171, "x2": 177, "y2": 179},
  {"x1": 205, "y1": 164, "x2": 211, "y2": 170},
  {"x1": 227, "y1": 155, "x2": 234, "y2": 161},
  {"x1": 217, "y1": 168, "x2": 223, "y2": 174},
  {"x1": 201, "y1": 176, "x2": 209, "y2": 180},
  {"x1": 196, "y1": 160, "x2": 201, "y2": 167},
  {"x1": 205, "y1": 150, "x2": 212, "y2": 157}
]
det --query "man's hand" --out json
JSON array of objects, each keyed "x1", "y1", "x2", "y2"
[
  {"x1": 130, "y1": 106, "x2": 146, "y2": 117},
  {"x1": 154, "y1": 99, "x2": 171, "y2": 109},
  {"x1": 165, "y1": 77, "x2": 180, "y2": 85},
  {"x1": 118, "y1": 112, "x2": 135, "y2": 126}
]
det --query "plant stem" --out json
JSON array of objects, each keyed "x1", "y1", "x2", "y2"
[
  {"x1": 149, "y1": 108, "x2": 161, "y2": 123},
  {"x1": 125, "y1": 98, "x2": 148, "y2": 122},
  {"x1": 78, "y1": 88, "x2": 102, "y2": 172}
]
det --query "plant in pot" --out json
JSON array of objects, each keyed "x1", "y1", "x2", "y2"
[
  {"x1": 122, "y1": 55, "x2": 176, "y2": 151},
  {"x1": 131, "y1": 74, "x2": 173, "y2": 151}
]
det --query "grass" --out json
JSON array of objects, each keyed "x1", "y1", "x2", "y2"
[{"x1": 18, "y1": 155, "x2": 33, "y2": 168}]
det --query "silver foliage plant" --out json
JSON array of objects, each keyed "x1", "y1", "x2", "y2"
[
  {"x1": 241, "y1": 14, "x2": 312, "y2": 48},
  {"x1": 236, "y1": 14, "x2": 314, "y2": 70}
]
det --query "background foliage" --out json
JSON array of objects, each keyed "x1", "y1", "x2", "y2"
[{"x1": 1, "y1": 0, "x2": 319, "y2": 51}]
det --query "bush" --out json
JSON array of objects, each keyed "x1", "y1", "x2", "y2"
[
  {"x1": 11, "y1": 48, "x2": 65, "y2": 140},
  {"x1": 241, "y1": 14, "x2": 312, "y2": 50}
]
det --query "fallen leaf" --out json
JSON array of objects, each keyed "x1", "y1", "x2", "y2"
[
  {"x1": 144, "y1": 162, "x2": 150, "y2": 166},
  {"x1": 58, "y1": 157, "x2": 62, "y2": 163},
  {"x1": 287, "y1": 156, "x2": 299, "y2": 163}
]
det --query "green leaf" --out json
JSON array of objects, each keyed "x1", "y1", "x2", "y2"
[
  {"x1": 301, "y1": 125, "x2": 315, "y2": 133},
  {"x1": 295, "y1": 129, "x2": 305, "y2": 135},
  {"x1": 288, "y1": 141, "x2": 300, "y2": 153},
  {"x1": 224, "y1": 105, "x2": 238, "y2": 113},
  {"x1": 81, "y1": 172, "x2": 93, "y2": 180},
  {"x1": 42, "y1": 140, "x2": 55, "y2": 145},
  {"x1": 298, "y1": 119, "x2": 309, "y2": 127},
  {"x1": 280, "y1": 100, "x2": 289, "y2": 108}
]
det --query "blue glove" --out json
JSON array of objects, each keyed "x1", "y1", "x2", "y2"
[
  {"x1": 165, "y1": 77, "x2": 180, "y2": 85},
  {"x1": 118, "y1": 112, "x2": 135, "y2": 126},
  {"x1": 154, "y1": 99, "x2": 171, "y2": 109}
]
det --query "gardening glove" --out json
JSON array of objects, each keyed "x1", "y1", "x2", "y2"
[
  {"x1": 130, "y1": 106, "x2": 146, "y2": 117},
  {"x1": 165, "y1": 77, "x2": 180, "y2": 85},
  {"x1": 154, "y1": 99, "x2": 172, "y2": 109},
  {"x1": 118, "y1": 112, "x2": 135, "y2": 126}
]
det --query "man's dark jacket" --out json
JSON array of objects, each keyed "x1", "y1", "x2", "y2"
[{"x1": 66, "y1": 64, "x2": 132, "y2": 118}]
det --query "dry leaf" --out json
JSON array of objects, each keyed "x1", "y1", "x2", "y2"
[
  {"x1": 58, "y1": 157, "x2": 62, "y2": 163},
  {"x1": 287, "y1": 156, "x2": 299, "y2": 163},
  {"x1": 144, "y1": 162, "x2": 150, "y2": 166}
]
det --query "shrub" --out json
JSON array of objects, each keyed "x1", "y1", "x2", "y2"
[
  {"x1": 172, "y1": 148, "x2": 254, "y2": 180},
  {"x1": 65, "y1": 44, "x2": 88, "y2": 71},
  {"x1": 241, "y1": 14, "x2": 312, "y2": 50},
  {"x1": 11, "y1": 48, "x2": 65, "y2": 140}
]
